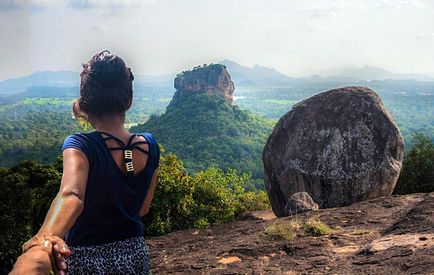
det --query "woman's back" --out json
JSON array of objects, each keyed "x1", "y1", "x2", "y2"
[
  {"x1": 62, "y1": 131, "x2": 160, "y2": 247},
  {"x1": 22, "y1": 51, "x2": 158, "y2": 275}
]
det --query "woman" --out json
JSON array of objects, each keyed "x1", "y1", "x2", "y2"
[{"x1": 22, "y1": 50, "x2": 160, "y2": 274}]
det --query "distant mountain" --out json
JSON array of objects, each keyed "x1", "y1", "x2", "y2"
[
  {"x1": 219, "y1": 60, "x2": 434, "y2": 85},
  {"x1": 0, "y1": 71, "x2": 78, "y2": 95},
  {"x1": 219, "y1": 60, "x2": 294, "y2": 86},
  {"x1": 2, "y1": 63, "x2": 433, "y2": 95},
  {"x1": 319, "y1": 65, "x2": 434, "y2": 82},
  {"x1": 0, "y1": 61, "x2": 296, "y2": 95},
  {"x1": 0, "y1": 71, "x2": 175, "y2": 96}
]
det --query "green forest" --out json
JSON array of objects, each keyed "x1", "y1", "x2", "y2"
[
  {"x1": 131, "y1": 93, "x2": 274, "y2": 190},
  {"x1": 0, "y1": 104, "x2": 82, "y2": 166},
  {"x1": 1, "y1": 82, "x2": 433, "y2": 169},
  {"x1": 0, "y1": 87, "x2": 168, "y2": 167}
]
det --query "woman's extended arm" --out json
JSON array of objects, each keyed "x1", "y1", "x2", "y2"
[
  {"x1": 140, "y1": 169, "x2": 158, "y2": 217},
  {"x1": 20, "y1": 148, "x2": 87, "y2": 274},
  {"x1": 35, "y1": 148, "x2": 89, "y2": 238}
]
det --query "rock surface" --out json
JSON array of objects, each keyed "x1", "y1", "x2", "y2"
[
  {"x1": 263, "y1": 86, "x2": 404, "y2": 216},
  {"x1": 170, "y1": 64, "x2": 235, "y2": 107},
  {"x1": 285, "y1": 191, "x2": 319, "y2": 215},
  {"x1": 147, "y1": 192, "x2": 434, "y2": 274}
]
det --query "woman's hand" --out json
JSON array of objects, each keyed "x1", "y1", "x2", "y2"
[
  {"x1": 22, "y1": 235, "x2": 45, "y2": 254},
  {"x1": 20, "y1": 235, "x2": 71, "y2": 274},
  {"x1": 46, "y1": 235, "x2": 71, "y2": 274}
]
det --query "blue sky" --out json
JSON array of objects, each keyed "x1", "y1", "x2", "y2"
[{"x1": 0, "y1": 0, "x2": 434, "y2": 80}]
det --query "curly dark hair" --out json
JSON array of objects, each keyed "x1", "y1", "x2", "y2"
[{"x1": 73, "y1": 50, "x2": 134, "y2": 120}]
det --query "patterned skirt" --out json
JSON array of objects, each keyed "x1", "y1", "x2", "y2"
[{"x1": 66, "y1": 236, "x2": 151, "y2": 275}]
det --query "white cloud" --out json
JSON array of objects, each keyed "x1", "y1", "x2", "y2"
[
  {"x1": 1, "y1": 0, "x2": 434, "y2": 79},
  {"x1": 419, "y1": 32, "x2": 434, "y2": 38},
  {"x1": 68, "y1": 0, "x2": 155, "y2": 10},
  {"x1": 374, "y1": 0, "x2": 434, "y2": 9},
  {"x1": 292, "y1": 0, "x2": 434, "y2": 17},
  {"x1": 294, "y1": 1, "x2": 361, "y2": 17},
  {"x1": 91, "y1": 24, "x2": 109, "y2": 32},
  {"x1": 0, "y1": 0, "x2": 155, "y2": 13}
]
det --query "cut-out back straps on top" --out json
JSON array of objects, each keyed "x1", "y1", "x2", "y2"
[{"x1": 98, "y1": 131, "x2": 149, "y2": 180}]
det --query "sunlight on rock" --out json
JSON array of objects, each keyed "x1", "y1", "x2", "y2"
[
  {"x1": 333, "y1": 245, "x2": 360, "y2": 254},
  {"x1": 360, "y1": 233, "x2": 434, "y2": 253},
  {"x1": 217, "y1": 256, "x2": 242, "y2": 264}
]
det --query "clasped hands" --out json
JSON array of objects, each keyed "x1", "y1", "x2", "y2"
[{"x1": 11, "y1": 235, "x2": 71, "y2": 275}]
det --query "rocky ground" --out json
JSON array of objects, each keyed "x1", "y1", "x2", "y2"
[{"x1": 147, "y1": 192, "x2": 434, "y2": 274}]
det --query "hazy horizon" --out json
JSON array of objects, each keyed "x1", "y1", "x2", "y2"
[
  {"x1": 4, "y1": 61, "x2": 434, "y2": 82},
  {"x1": 1, "y1": 0, "x2": 434, "y2": 80}
]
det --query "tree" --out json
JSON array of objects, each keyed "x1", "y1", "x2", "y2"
[
  {"x1": 395, "y1": 133, "x2": 434, "y2": 194},
  {"x1": 142, "y1": 146, "x2": 270, "y2": 236},
  {"x1": 0, "y1": 161, "x2": 60, "y2": 273}
]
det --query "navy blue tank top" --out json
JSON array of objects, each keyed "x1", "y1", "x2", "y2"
[{"x1": 61, "y1": 131, "x2": 160, "y2": 246}]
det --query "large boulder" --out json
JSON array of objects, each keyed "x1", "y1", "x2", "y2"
[
  {"x1": 263, "y1": 86, "x2": 404, "y2": 217},
  {"x1": 170, "y1": 64, "x2": 234, "y2": 107}
]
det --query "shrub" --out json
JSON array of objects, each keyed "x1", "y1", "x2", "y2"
[
  {"x1": 236, "y1": 190, "x2": 270, "y2": 213},
  {"x1": 263, "y1": 220, "x2": 301, "y2": 241},
  {"x1": 142, "y1": 147, "x2": 270, "y2": 236},
  {"x1": 302, "y1": 218, "x2": 333, "y2": 236}
]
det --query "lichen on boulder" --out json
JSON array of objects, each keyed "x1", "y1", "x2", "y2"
[{"x1": 263, "y1": 86, "x2": 404, "y2": 217}]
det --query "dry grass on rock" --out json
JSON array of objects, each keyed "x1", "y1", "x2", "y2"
[{"x1": 263, "y1": 217, "x2": 333, "y2": 241}]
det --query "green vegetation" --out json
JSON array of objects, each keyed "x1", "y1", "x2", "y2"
[
  {"x1": 0, "y1": 94, "x2": 166, "y2": 167},
  {"x1": 176, "y1": 63, "x2": 218, "y2": 77},
  {"x1": 158, "y1": 97, "x2": 172, "y2": 102},
  {"x1": 0, "y1": 104, "x2": 83, "y2": 166},
  {"x1": 263, "y1": 218, "x2": 333, "y2": 241},
  {"x1": 395, "y1": 133, "x2": 434, "y2": 194},
  {"x1": 22, "y1": 97, "x2": 72, "y2": 106},
  {"x1": 1, "y1": 84, "x2": 433, "y2": 188},
  {"x1": 382, "y1": 95, "x2": 434, "y2": 147},
  {"x1": 302, "y1": 218, "x2": 334, "y2": 236},
  {"x1": 143, "y1": 147, "x2": 270, "y2": 236},
  {"x1": 263, "y1": 220, "x2": 301, "y2": 241},
  {"x1": 132, "y1": 94, "x2": 274, "y2": 190},
  {"x1": 0, "y1": 149, "x2": 270, "y2": 273},
  {"x1": 264, "y1": 99, "x2": 299, "y2": 105},
  {"x1": 0, "y1": 159, "x2": 62, "y2": 273}
]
